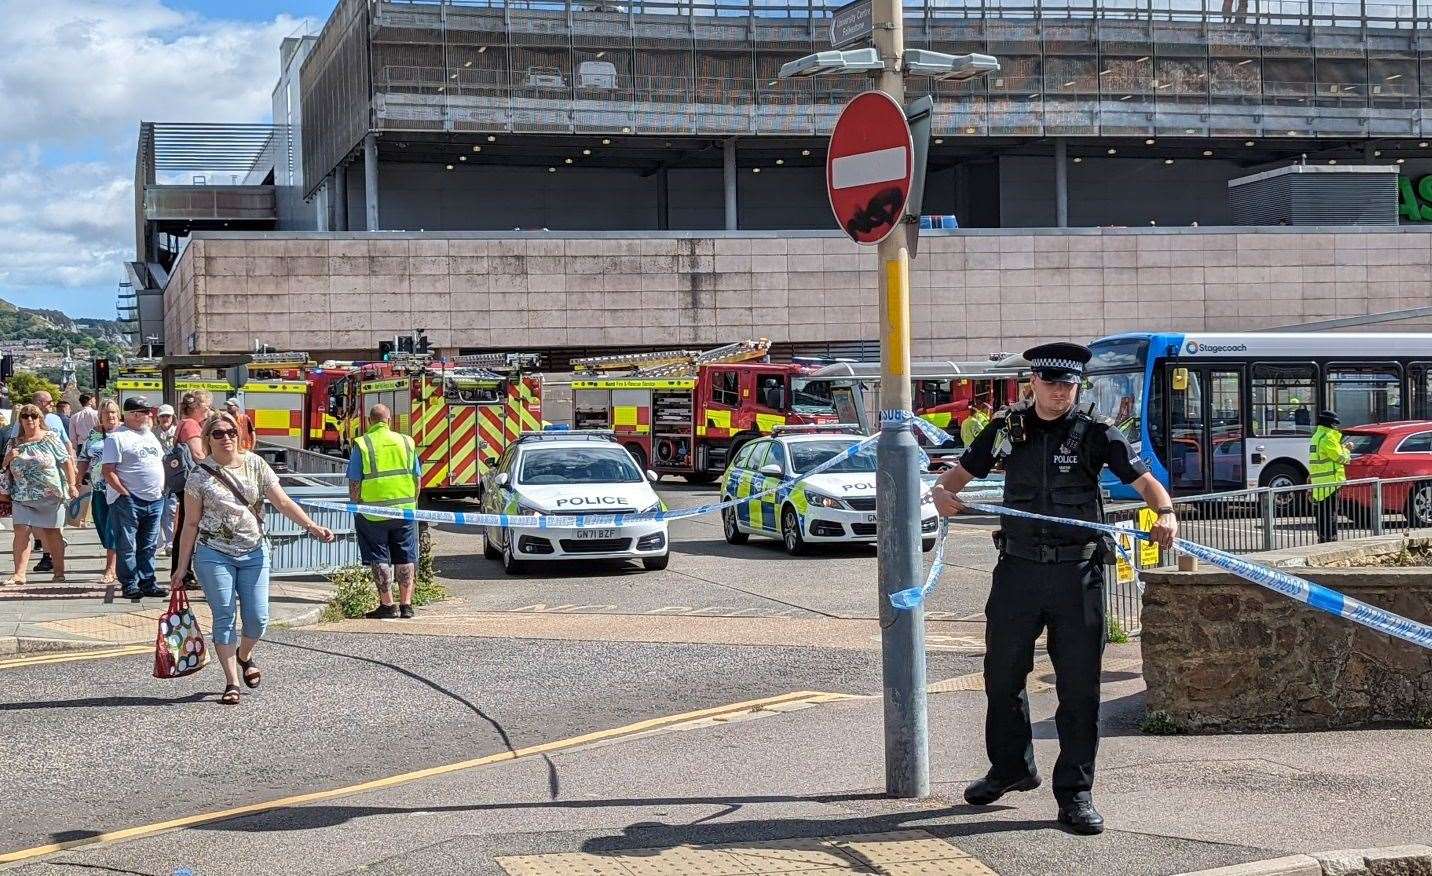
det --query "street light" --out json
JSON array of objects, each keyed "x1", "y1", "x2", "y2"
[
  {"x1": 778, "y1": 48, "x2": 884, "y2": 79},
  {"x1": 901, "y1": 50, "x2": 1000, "y2": 81}
]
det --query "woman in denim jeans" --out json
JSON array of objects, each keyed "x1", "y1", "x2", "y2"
[
  {"x1": 170, "y1": 411, "x2": 334, "y2": 705},
  {"x1": 77, "y1": 400, "x2": 122, "y2": 584}
]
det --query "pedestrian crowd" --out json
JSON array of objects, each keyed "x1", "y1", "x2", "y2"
[{"x1": 0, "y1": 386, "x2": 340, "y2": 706}]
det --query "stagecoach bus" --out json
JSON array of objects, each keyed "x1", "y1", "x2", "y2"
[{"x1": 1086, "y1": 332, "x2": 1432, "y2": 499}]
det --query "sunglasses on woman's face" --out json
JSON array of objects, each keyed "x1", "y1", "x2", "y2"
[
  {"x1": 210, "y1": 428, "x2": 239, "y2": 440},
  {"x1": 19, "y1": 414, "x2": 38, "y2": 421}
]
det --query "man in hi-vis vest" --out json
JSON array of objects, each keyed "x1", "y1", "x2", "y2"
[
  {"x1": 347, "y1": 404, "x2": 422, "y2": 619},
  {"x1": 1308, "y1": 410, "x2": 1351, "y2": 544}
]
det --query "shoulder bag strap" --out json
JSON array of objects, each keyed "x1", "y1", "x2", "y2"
[{"x1": 199, "y1": 460, "x2": 264, "y2": 531}]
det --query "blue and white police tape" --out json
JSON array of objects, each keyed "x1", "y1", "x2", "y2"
[
  {"x1": 891, "y1": 501, "x2": 1432, "y2": 653},
  {"x1": 299, "y1": 411, "x2": 994, "y2": 530}
]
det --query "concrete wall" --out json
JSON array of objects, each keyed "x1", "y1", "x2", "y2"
[{"x1": 163, "y1": 227, "x2": 1432, "y2": 357}]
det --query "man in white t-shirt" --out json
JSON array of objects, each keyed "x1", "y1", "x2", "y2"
[{"x1": 102, "y1": 397, "x2": 168, "y2": 601}]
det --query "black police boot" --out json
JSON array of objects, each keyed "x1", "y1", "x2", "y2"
[
  {"x1": 1057, "y1": 800, "x2": 1105, "y2": 835},
  {"x1": 963, "y1": 773, "x2": 1041, "y2": 806}
]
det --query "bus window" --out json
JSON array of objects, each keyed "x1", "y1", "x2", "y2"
[
  {"x1": 1325, "y1": 364, "x2": 1403, "y2": 427},
  {"x1": 1412, "y1": 364, "x2": 1432, "y2": 420},
  {"x1": 1250, "y1": 363, "x2": 1316, "y2": 438}
]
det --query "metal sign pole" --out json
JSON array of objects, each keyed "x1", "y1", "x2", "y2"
[{"x1": 871, "y1": 0, "x2": 929, "y2": 800}]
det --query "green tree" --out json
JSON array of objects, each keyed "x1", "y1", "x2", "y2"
[{"x1": 6, "y1": 372, "x2": 62, "y2": 404}]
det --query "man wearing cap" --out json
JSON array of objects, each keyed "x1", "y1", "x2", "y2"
[
  {"x1": 931, "y1": 342, "x2": 1178, "y2": 835},
  {"x1": 225, "y1": 399, "x2": 256, "y2": 451},
  {"x1": 101, "y1": 397, "x2": 168, "y2": 600},
  {"x1": 1309, "y1": 410, "x2": 1350, "y2": 543}
]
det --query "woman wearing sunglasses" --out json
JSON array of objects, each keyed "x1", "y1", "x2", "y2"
[
  {"x1": 171, "y1": 411, "x2": 335, "y2": 705},
  {"x1": 1, "y1": 404, "x2": 78, "y2": 585}
]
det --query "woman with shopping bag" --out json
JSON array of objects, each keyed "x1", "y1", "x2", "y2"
[
  {"x1": 169, "y1": 411, "x2": 335, "y2": 705},
  {"x1": 1, "y1": 404, "x2": 78, "y2": 585},
  {"x1": 77, "y1": 400, "x2": 122, "y2": 585}
]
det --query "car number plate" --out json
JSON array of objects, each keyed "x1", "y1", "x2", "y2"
[
  {"x1": 865, "y1": 514, "x2": 878, "y2": 523},
  {"x1": 575, "y1": 529, "x2": 617, "y2": 539}
]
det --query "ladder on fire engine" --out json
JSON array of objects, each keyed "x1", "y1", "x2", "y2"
[{"x1": 570, "y1": 339, "x2": 771, "y2": 379}]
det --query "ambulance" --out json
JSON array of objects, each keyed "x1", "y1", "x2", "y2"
[{"x1": 719, "y1": 425, "x2": 939, "y2": 555}]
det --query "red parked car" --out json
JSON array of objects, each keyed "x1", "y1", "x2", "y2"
[{"x1": 1341, "y1": 421, "x2": 1432, "y2": 527}]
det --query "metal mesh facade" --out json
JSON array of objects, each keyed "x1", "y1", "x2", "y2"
[{"x1": 301, "y1": 0, "x2": 1432, "y2": 189}]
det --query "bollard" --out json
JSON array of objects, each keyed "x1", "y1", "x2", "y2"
[
  {"x1": 1177, "y1": 554, "x2": 1199, "y2": 572},
  {"x1": 1371, "y1": 481, "x2": 1385, "y2": 536}
]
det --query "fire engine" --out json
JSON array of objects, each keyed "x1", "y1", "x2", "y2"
[
  {"x1": 570, "y1": 339, "x2": 839, "y2": 483},
  {"x1": 113, "y1": 358, "x2": 236, "y2": 412},
  {"x1": 328, "y1": 352, "x2": 543, "y2": 497}
]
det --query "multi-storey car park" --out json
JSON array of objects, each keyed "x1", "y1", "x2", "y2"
[{"x1": 125, "y1": 0, "x2": 1432, "y2": 363}]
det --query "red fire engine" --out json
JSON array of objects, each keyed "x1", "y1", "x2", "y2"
[
  {"x1": 570, "y1": 339, "x2": 839, "y2": 483},
  {"x1": 328, "y1": 352, "x2": 543, "y2": 496}
]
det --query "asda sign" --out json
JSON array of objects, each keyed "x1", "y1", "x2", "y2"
[{"x1": 1398, "y1": 175, "x2": 1432, "y2": 221}]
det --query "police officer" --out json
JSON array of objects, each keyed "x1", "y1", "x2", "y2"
[{"x1": 930, "y1": 342, "x2": 1178, "y2": 835}]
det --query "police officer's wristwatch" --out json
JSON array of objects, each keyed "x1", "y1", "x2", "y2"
[{"x1": 1155, "y1": 506, "x2": 1176, "y2": 517}]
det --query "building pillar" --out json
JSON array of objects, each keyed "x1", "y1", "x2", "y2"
[
  {"x1": 657, "y1": 166, "x2": 670, "y2": 231},
  {"x1": 1054, "y1": 138, "x2": 1068, "y2": 229},
  {"x1": 723, "y1": 137, "x2": 738, "y2": 231},
  {"x1": 363, "y1": 132, "x2": 380, "y2": 231},
  {"x1": 333, "y1": 162, "x2": 348, "y2": 231},
  {"x1": 1364, "y1": 142, "x2": 1376, "y2": 163},
  {"x1": 316, "y1": 176, "x2": 331, "y2": 232}
]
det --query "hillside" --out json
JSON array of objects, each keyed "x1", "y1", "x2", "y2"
[{"x1": 0, "y1": 300, "x2": 131, "y2": 362}]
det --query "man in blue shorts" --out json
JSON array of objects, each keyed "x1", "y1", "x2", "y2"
[{"x1": 347, "y1": 404, "x2": 422, "y2": 619}]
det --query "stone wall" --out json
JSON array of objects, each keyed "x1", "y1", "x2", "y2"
[
  {"x1": 1142, "y1": 539, "x2": 1432, "y2": 732},
  {"x1": 164, "y1": 227, "x2": 1432, "y2": 357}
]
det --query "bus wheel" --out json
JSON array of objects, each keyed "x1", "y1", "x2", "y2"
[{"x1": 1260, "y1": 462, "x2": 1307, "y2": 513}]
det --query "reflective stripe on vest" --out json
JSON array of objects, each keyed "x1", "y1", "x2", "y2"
[{"x1": 358, "y1": 426, "x2": 418, "y2": 522}]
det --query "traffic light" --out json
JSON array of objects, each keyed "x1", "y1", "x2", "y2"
[
  {"x1": 397, "y1": 334, "x2": 415, "y2": 354},
  {"x1": 0, "y1": 355, "x2": 11, "y2": 381},
  {"x1": 378, "y1": 340, "x2": 394, "y2": 361},
  {"x1": 92, "y1": 357, "x2": 109, "y2": 388},
  {"x1": 416, "y1": 332, "x2": 431, "y2": 354}
]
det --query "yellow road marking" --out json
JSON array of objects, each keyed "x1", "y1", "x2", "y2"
[
  {"x1": 0, "y1": 688, "x2": 848, "y2": 865},
  {"x1": 0, "y1": 645, "x2": 149, "y2": 671}
]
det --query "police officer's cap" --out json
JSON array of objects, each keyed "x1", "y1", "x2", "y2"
[
  {"x1": 1318, "y1": 410, "x2": 1341, "y2": 427},
  {"x1": 1024, "y1": 342, "x2": 1092, "y2": 385}
]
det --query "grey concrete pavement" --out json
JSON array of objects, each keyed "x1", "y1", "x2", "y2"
[
  {"x1": 0, "y1": 521, "x2": 337, "y2": 654},
  {"x1": 14, "y1": 643, "x2": 1428, "y2": 876},
  {"x1": 0, "y1": 628, "x2": 982, "y2": 861}
]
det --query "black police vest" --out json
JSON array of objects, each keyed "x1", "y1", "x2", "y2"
[{"x1": 999, "y1": 410, "x2": 1103, "y2": 548}]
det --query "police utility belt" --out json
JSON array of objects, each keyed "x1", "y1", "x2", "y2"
[{"x1": 992, "y1": 531, "x2": 1109, "y2": 564}]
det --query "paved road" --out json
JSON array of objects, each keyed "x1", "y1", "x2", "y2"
[
  {"x1": 0, "y1": 628, "x2": 983, "y2": 860},
  {"x1": 428, "y1": 482, "x2": 1004, "y2": 625}
]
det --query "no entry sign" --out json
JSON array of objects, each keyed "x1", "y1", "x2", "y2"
[{"x1": 826, "y1": 90, "x2": 914, "y2": 246}]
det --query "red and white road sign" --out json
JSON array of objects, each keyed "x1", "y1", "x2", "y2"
[{"x1": 826, "y1": 90, "x2": 914, "y2": 246}]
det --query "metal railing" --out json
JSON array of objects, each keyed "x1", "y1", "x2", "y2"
[
  {"x1": 1101, "y1": 473, "x2": 1432, "y2": 637},
  {"x1": 264, "y1": 477, "x2": 363, "y2": 577},
  {"x1": 256, "y1": 441, "x2": 351, "y2": 476}
]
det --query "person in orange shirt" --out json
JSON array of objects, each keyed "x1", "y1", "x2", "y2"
[{"x1": 224, "y1": 399, "x2": 257, "y2": 451}]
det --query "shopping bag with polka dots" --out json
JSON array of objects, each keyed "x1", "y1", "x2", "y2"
[{"x1": 152, "y1": 584, "x2": 209, "y2": 679}]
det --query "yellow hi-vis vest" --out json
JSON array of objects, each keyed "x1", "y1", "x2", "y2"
[
  {"x1": 961, "y1": 411, "x2": 990, "y2": 447},
  {"x1": 357, "y1": 423, "x2": 419, "y2": 522},
  {"x1": 1308, "y1": 424, "x2": 1350, "y2": 502}
]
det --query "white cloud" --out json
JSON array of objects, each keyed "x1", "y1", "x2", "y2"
[{"x1": 0, "y1": 0, "x2": 314, "y2": 317}]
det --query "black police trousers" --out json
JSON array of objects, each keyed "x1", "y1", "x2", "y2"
[{"x1": 983, "y1": 553, "x2": 1106, "y2": 805}]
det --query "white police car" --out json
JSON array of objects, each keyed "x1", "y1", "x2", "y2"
[
  {"x1": 481, "y1": 431, "x2": 669, "y2": 574},
  {"x1": 719, "y1": 425, "x2": 939, "y2": 555}
]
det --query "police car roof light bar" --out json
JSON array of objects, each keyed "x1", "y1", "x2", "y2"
[
  {"x1": 514, "y1": 430, "x2": 618, "y2": 444},
  {"x1": 770, "y1": 424, "x2": 865, "y2": 437}
]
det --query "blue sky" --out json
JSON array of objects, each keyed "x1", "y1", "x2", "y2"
[{"x1": 0, "y1": 0, "x2": 328, "y2": 322}]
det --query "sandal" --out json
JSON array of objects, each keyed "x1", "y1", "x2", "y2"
[
  {"x1": 49, "y1": 575, "x2": 66, "y2": 584},
  {"x1": 2, "y1": 576, "x2": 25, "y2": 587},
  {"x1": 236, "y1": 656, "x2": 261, "y2": 689},
  {"x1": 220, "y1": 685, "x2": 241, "y2": 706},
  {"x1": 98, "y1": 573, "x2": 117, "y2": 585}
]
